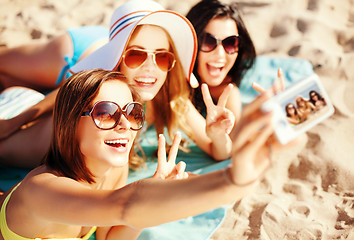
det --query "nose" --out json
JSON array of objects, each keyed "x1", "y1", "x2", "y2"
[
  {"x1": 141, "y1": 53, "x2": 155, "y2": 69},
  {"x1": 115, "y1": 114, "x2": 131, "y2": 131},
  {"x1": 213, "y1": 43, "x2": 226, "y2": 57}
]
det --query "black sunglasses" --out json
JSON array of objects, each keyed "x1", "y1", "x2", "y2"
[
  {"x1": 82, "y1": 101, "x2": 145, "y2": 130},
  {"x1": 200, "y1": 33, "x2": 239, "y2": 54}
]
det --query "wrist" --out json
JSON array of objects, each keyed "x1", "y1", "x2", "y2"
[{"x1": 222, "y1": 167, "x2": 259, "y2": 187}]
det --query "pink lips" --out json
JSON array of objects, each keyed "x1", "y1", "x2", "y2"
[
  {"x1": 206, "y1": 63, "x2": 224, "y2": 77},
  {"x1": 134, "y1": 76, "x2": 157, "y2": 88},
  {"x1": 104, "y1": 138, "x2": 129, "y2": 153}
]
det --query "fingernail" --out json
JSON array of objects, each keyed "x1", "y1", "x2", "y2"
[{"x1": 278, "y1": 68, "x2": 283, "y2": 76}]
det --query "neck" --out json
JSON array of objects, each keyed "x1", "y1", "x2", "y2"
[
  {"x1": 144, "y1": 101, "x2": 155, "y2": 125},
  {"x1": 207, "y1": 76, "x2": 232, "y2": 101},
  {"x1": 89, "y1": 165, "x2": 128, "y2": 190}
]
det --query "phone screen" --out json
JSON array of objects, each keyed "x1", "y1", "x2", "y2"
[{"x1": 263, "y1": 74, "x2": 334, "y2": 144}]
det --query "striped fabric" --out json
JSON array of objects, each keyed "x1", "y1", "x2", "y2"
[
  {"x1": 109, "y1": 11, "x2": 151, "y2": 41},
  {"x1": 0, "y1": 87, "x2": 44, "y2": 119}
]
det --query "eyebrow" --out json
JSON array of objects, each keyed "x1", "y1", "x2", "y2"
[{"x1": 126, "y1": 45, "x2": 169, "y2": 52}]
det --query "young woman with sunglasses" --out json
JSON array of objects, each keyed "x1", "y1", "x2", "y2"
[
  {"x1": 295, "y1": 96, "x2": 315, "y2": 120},
  {"x1": 186, "y1": 0, "x2": 256, "y2": 122},
  {"x1": 285, "y1": 103, "x2": 303, "y2": 125},
  {"x1": 0, "y1": 68, "x2": 282, "y2": 240},
  {"x1": 71, "y1": 0, "x2": 237, "y2": 162},
  {"x1": 309, "y1": 90, "x2": 326, "y2": 111},
  {"x1": 0, "y1": 0, "x2": 235, "y2": 167}
]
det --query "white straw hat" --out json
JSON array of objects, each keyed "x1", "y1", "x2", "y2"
[{"x1": 70, "y1": 0, "x2": 197, "y2": 85}]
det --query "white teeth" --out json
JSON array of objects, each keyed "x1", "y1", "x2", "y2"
[
  {"x1": 208, "y1": 62, "x2": 225, "y2": 68},
  {"x1": 105, "y1": 139, "x2": 128, "y2": 144},
  {"x1": 135, "y1": 77, "x2": 156, "y2": 83}
]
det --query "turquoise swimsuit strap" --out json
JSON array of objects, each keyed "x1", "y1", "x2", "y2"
[{"x1": 55, "y1": 56, "x2": 71, "y2": 85}]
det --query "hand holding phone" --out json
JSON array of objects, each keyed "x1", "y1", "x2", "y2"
[{"x1": 261, "y1": 74, "x2": 334, "y2": 144}]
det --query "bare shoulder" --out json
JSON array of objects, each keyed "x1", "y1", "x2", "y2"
[
  {"x1": 226, "y1": 83, "x2": 242, "y2": 120},
  {"x1": 226, "y1": 84, "x2": 241, "y2": 103},
  {"x1": 229, "y1": 83, "x2": 240, "y2": 96}
]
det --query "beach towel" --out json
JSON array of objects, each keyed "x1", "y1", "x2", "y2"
[
  {"x1": 0, "y1": 87, "x2": 45, "y2": 119},
  {"x1": 0, "y1": 56, "x2": 313, "y2": 240}
]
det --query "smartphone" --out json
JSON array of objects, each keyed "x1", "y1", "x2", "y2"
[{"x1": 262, "y1": 74, "x2": 334, "y2": 144}]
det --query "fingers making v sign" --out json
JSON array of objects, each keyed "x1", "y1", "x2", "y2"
[
  {"x1": 201, "y1": 83, "x2": 236, "y2": 137},
  {"x1": 152, "y1": 132, "x2": 189, "y2": 180}
]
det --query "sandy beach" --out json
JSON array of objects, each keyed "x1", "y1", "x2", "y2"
[{"x1": 1, "y1": 0, "x2": 353, "y2": 239}]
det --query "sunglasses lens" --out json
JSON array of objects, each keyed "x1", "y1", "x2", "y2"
[
  {"x1": 155, "y1": 52, "x2": 175, "y2": 71},
  {"x1": 92, "y1": 102, "x2": 121, "y2": 129},
  {"x1": 222, "y1": 36, "x2": 239, "y2": 54},
  {"x1": 124, "y1": 103, "x2": 145, "y2": 130},
  {"x1": 124, "y1": 49, "x2": 148, "y2": 69},
  {"x1": 200, "y1": 33, "x2": 217, "y2": 52}
]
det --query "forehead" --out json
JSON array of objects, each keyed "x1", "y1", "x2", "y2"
[
  {"x1": 128, "y1": 25, "x2": 170, "y2": 50},
  {"x1": 93, "y1": 80, "x2": 133, "y2": 106},
  {"x1": 204, "y1": 17, "x2": 238, "y2": 37}
]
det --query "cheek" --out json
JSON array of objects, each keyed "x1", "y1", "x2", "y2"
[
  {"x1": 196, "y1": 53, "x2": 207, "y2": 75},
  {"x1": 197, "y1": 53, "x2": 207, "y2": 67},
  {"x1": 157, "y1": 71, "x2": 168, "y2": 84},
  {"x1": 130, "y1": 132, "x2": 138, "y2": 147},
  {"x1": 226, "y1": 54, "x2": 238, "y2": 69},
  {"x1": 77, "y1": 120, "x2": 100, "y2": 154},
  {"x1": 119, "y1": 66, "x2": 133, "y2": 83}
]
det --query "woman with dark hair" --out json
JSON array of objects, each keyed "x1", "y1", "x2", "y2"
[
  {"x1": 186, "y1": 0, "x2": 256, "y2": 121},
  {"x1": 309, "y1": 90, "x2": 326, "y2": 111},
  {"x1": 0, "y1": 68, "x2": 280, "y2": 240}
]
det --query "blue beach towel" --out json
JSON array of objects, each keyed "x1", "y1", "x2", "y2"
[
  {"x1": 239, "y1": 56, "x2": 314, "y2": 105},
  {"x1": 129, "y1": 125, "x2": 231, "y2": 240},
  {"x1": 0, "y1": 56, "x2": 313, "y2": 240}
]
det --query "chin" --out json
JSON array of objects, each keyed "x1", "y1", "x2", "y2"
[
  {"x1": 140, "y1": 92, "x2": 157, "y2": 102},
  {"x1": 205, "y1": 78, "x2": 225, "y2": 87},
  {"x1": 111, "y1": 156, "x2": 129, "y2": 167}
]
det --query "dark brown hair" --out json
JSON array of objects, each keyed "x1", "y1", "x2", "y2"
[
  {"x1": 186, "y1": 0, "x2": 256, "y2": 113},
  {"x1": 43, "y1": 69, "x2": 141, "y2": 183}
]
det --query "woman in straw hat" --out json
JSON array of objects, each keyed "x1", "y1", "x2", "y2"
[
  {"x1": 0, "y1": 68, "x2": 278, "y2": 240},
  {"x1": 0, "y1": 0, "x2": 234, "y2": 167}
]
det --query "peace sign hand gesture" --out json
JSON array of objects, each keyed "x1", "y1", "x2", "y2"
[
  {"x1": 152, "y1": 132, "x2": 189, "y2": 180},
  {"x1": 202, "y1": 83, "x2": 235, "y2": 140}
]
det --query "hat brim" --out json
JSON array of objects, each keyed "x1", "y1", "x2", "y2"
[{"x1": 70, "y1": 10, "x2": 197, "y2": 81}]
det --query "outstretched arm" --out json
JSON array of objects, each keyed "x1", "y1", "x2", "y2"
[
  {"x1": 22, "y1": 91, "x2": 293, "y2": 234},
  {"x1": 108, "y1": 91, "x2": 277, "y2": 229}
]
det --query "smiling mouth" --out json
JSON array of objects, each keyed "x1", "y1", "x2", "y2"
[
  {"x1": 207, "y1": 63, "x2": 225, "y2": 76},
  {"x1": 134, "y1": 77, "x2": 157, "y2": 86},
  {"x1": 104, "y1": 139, "x2": 128, "y2": 148}
]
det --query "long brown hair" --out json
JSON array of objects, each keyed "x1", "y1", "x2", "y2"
[
  {"x1": 152, "y1": 42, "x2": 193, "y2": 142},
  {"x1": 43, "y1": 69, "x2": 142, "y2": 183},
  {"x1": 123, "y1": 25, "x2": 194, "y2": 143}
]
